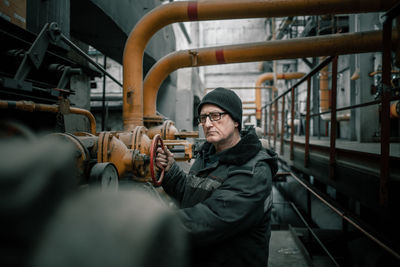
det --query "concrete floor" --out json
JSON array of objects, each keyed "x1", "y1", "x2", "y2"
[{"x1": 268, "y1": 230, "x2": 309, "y2": 267}]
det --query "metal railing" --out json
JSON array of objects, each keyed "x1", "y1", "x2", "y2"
[
  {"x1": 263, "y1": 5, "x2": 400, "y2": 260},
  {"x1": 262, "y1": 33, "x2": 399, "y2": 205},
  {"x1": 276, "y1": 170, "x2": 400, "y2": 261}
]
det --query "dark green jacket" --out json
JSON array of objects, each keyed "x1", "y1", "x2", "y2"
[{"x1": 162, "y1": 129, "x2": 277, "y2": 267}]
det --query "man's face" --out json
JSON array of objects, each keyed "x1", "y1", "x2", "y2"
[{"x1": 199, "y1": 104, "x2": 238, "y2": 146}]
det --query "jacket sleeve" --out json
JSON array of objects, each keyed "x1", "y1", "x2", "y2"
[
  {"x1": 177, "y1": 161, "x2": 272, "y2": 246},
  {"x1": 161, "y1": 163, "x2": 188, "y2": 204}
]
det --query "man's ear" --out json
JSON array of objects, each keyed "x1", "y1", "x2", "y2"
[{"x1": 234, "y1": 122, "x2": 239, "y2": 128}]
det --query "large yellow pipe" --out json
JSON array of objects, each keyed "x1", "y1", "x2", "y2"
[
  {"x1": 143, "y1": 30, "x2": 398, "y2": 119},
  {"x1": 123, "y1": 0, "x2": 396, "y2": 130},
  {"x1": 255, "y1": 72, "x2": 305, "y2": 122},
  {"x1": 320, "y1": 57, "x2": 331, "y2": 120}
]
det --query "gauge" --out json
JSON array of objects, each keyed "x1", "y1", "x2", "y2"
[{"x1": 89, "y1": 163, "x2": 119, "y2": 191}]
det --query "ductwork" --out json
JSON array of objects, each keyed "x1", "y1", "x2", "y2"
[{"x1": 123, "y1": 0, "x2": 397, "y2": 130}]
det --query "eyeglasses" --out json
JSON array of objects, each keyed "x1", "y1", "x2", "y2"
[{"x1": 198, "y1": 112, "x2": 227, "y2": 124}]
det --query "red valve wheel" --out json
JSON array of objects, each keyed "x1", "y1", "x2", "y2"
[{"x1": 150, "y1": 134, "x2": 165, "y2": 186}]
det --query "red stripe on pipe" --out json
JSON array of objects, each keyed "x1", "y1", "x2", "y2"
[
  {"x1": 215, "y1": 49, "x2": 226, "y2": 64},
  {"x1": 187, "y1": 2, "x2": 198, "y2": 21}
]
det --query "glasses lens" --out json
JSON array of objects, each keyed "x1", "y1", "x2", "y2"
[
  {"x1": 199, "y1": 115, "x2": 207, "y2": 123},
  {"x1": 210, "y1": 112, "x2": 221, "y2": 121}
]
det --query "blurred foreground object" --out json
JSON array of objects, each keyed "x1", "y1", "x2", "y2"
[{"x1": 0, "y1": 125, "x2": 187, "y2": 267}]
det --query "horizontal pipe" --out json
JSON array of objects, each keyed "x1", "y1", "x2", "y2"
[
  {"x1": 266, "y1": 56, "x2": 336, "y2": 107},
  {"x1": 0, "y1": 100, "x2": 97, "y2": 134},
  {"x1": 143, "y1": 30, "x2": 398, "y2": 118},
  {"x1": 124, "y1": 0, "x2": 397, "y2": 130}
]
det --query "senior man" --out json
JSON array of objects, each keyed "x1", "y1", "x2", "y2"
[{"x1": 156, "y1": 87, "x2": 277, "y2": 267}]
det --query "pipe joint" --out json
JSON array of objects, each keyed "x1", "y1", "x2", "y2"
[{"x1": 188, "y1": 50, "x2": 198, "y2": 66}]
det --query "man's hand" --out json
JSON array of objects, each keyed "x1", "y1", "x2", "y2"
[{"x1": 155, "y1": 146, "x2": 174, "y2": 173}]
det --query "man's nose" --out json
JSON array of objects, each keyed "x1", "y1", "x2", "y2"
[{"x1": 204, "y1": 116, "x2": 213, "y2": 127}]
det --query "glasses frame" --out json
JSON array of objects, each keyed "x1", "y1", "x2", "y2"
[{"x1": 198, "y1": 112, "x2": 227, "y2": 124}]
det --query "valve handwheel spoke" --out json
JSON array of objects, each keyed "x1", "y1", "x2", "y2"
[{"x1": 150, "y1": 134, "x2": 165, "y2": 186}]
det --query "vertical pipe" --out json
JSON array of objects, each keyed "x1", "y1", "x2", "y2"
[
  {"x1": 268, "y1": 104, "x2": 273, "y2": 147},
  {"x1": 329, "y1": 56, "x2": 338, "y2": 180},
  {"x1": 264, "y1": 107, "x2": 268, "y2": 137},
  {"x1": 380, "y1": 19, "x2": 392, "y2": 206},
  {"x1": 102, "y1": 56, "x2": 107, "y2": 131},
  {"x1": 280, "y1": 96, "x2": 286, "y2": 155},
  {"x1": 274, "y1": 100, "x2": 278, "y2": 151},
  {"x1": 305, "y1": 77, "x2": 311, "y2": 168},
  {"x1": 290, "y1": 87, "x2": 295, "y2": 160},
  {"x1": 320, "y1": 57, "x2": 331, "y2": 120},
  {"x1": 256, "y1": 87, "x2": 262, "y2": 127}
]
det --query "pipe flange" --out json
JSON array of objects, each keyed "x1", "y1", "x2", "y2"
[
  {"x1": 132, "y1": 126, "x2": 148, "y2": 151},
  {"x1": 97, "y1": 132, "x2": 112, "y2": 162}
]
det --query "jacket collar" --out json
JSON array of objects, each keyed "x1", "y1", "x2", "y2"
[{"x1": 200, "y1": 129, "x2": 261, "y2": 166}]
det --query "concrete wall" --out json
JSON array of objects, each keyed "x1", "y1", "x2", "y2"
[
  {"x1": 199, "y1": 18, "x2": 267, "y2": 126},
  {"x1": 173, "y1": 21, "x2": 204, "y2": 131}
]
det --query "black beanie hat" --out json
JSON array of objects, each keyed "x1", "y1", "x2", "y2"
[{"x1": 197, "y1": 87, "x2": 242, "y2": 131}]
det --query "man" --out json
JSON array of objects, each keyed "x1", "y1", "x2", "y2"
[{"x1": 156, "y1": 87, "x2": 277, "y2": 267}]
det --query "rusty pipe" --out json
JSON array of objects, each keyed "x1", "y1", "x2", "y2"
[
  {"x1": 319, "y1": 57, "x2": 351, "y2": 121},
  {"x1": 390, "y1": 101, "x2": 399, "y2": 118},
  {"x1": 255, "y1": 72, "x2": 305, "y2": 123},
  {"x1": 97, "y1": 132, "x2": 150, "y2": 179},
  {"x1": 320, "y1": 57, "x2": 331, "y2": 120},
  {"x1": 124, "y1": 0, "x2": 396, "y2": 130},
  {"x1": 143, "y1": 30, "x2": 399, "y2": 119},
  {"x1": 0, "y1": 100, "x2": 97, "y2": 134},
  {"x1": 368, "y1": 70, "x2": 400, "y2": 76},
  {"x1": 147, "y1": 120, "x2": 199, "y2": 140}
]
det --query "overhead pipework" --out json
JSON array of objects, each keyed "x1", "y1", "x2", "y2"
[
  {"x1": 123, "y1": 0, "x2": 397, "y2": 130},
  {"x1": 142, "y1": 30, "x2": 398, "y2": 121}
]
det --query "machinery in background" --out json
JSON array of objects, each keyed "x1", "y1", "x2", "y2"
[{"x1": 0, "y1": 20, "x2": 196, "y2": 190}]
